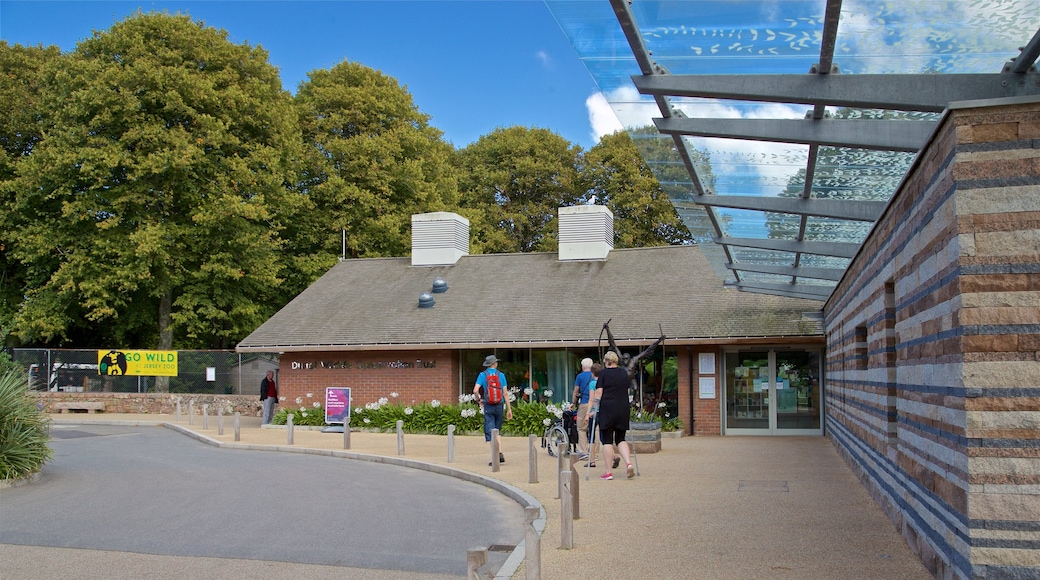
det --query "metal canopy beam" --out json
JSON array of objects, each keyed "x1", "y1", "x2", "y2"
[
  {"x1": 1007, "y1": 28, "x2": 1040, "y2": 73},
  {"x1": 633, "y1": 73, "x2": 1040, "y2": 112},
  {"x1": 726, "y1": 263, "x2": 846, "y2": 282},
  {"x1": 689, "y1": 194, "x2": 886, "y2": 222},
  {"x1": 713, "y1": 236, "x2": 860, "y2": 259},
  {"x1": 655, "y1": 117, "x2": 935, "y2": 152},
  {"x1": 730, "y1": 282, "x2": 832, "y2": 301}
]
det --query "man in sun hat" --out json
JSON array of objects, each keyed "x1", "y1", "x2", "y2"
[{"x1": 473, "y1": 354, "x2": 513, "y2": 465}]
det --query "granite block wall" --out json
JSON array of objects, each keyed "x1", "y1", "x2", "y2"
[{"x1": 824, "y1": 98, "x2": 1040, "y2": 580}]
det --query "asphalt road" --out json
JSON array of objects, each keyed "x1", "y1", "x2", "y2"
[{"x1": 0, "y1": 424, "x2": 523, "y2": 576}]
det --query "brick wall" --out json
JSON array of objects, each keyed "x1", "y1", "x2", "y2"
[
  {"x1": 276, "y1": 350, "x2": 459, "y2": 410},
  {"x1": 824, "y1": 98, "x2": 1040, "y2": 580}
]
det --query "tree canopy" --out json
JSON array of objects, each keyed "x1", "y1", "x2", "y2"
[
  {"x1": 455, "y1": 126, "x2": 581, "y2": 253},
  {"x1": 5, "y1": 12, "x2": 301, "y2": 349},
  {"x1": 2, "y1": 12, "x2": 695, "y2": 351},
  {"x1": 285, "y1": 60, "x2": 459, "y2": 296}
]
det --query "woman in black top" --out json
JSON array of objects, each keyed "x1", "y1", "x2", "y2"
[{"x1": 591, "y1": 350, "x2": 635, "y2": 479}]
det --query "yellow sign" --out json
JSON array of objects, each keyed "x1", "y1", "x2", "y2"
[{"x1": 97, "y1": 350, "x2": 178, "y2": 377}]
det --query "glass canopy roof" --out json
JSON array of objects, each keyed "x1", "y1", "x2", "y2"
[{"x1": 545, "y1": 0, "x2": 1040, "y2": 300}]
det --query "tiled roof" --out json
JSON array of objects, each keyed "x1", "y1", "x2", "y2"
[{"x1": 237, "y1": 245, "x2": 823, "y2": 352}]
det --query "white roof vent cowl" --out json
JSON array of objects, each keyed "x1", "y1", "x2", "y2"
[
  {"x1": 558, "y1": 205, "x2": 613, "y2": 261},
  {"x1": 411, "y1": 212, "x2": 470, "y2": 266}
]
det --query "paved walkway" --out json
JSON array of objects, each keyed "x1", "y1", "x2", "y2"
[{"x1": 2, "y1": 413, "x2": 931, "y2": 579}]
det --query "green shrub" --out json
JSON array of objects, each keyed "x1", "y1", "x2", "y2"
[
  {"x1": 272, "y1": 392, "x2": 563, "y2": 437},
  {"x1": 0, "y1": 370, "x2": 53, "y2": 480}
]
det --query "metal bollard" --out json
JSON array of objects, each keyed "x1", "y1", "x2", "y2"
[
  {"x1": 234, "y1": 412, "x2": 240, "y2": 442},
  {"x1": 571, "y1": 468, "x2": 580, "y2": 520},
  {"x1": 528, "y1": 434, "x2": 538, "y2": 484},
  {"x1": 176, "y1": 398, "x2": 182, "y2": 422},
  {"x1": 560, "y1": 470, "x2": 574, "y2": 549},
  {"x1": 447, "y1": 424, "x2": 456, "y2": 462},
  {"x1": 217, "y1": 407, "x2": 224, "y2": 436},
  {"x1": 343, "y1": 421, "x2": 351, "y2": 450},
  {"x1": 396, "y1": 420, "x2": 405, "y2": 455},
  {"x1": 188, "y1": 400, "x2": 194, "y2": 425},
  {"x1": 556, "y1": 448, "x2": 566, "y2": 499},
  {"x1": 286, "y1": 414, "x2": 294, "y2": 445},
  {"x1": 202, "y1": 404, "x2": 209, "y2": 430},
  {"x1": 524, "y1": 505, "x2": 541, "y2": 580},
  {"x1": 466, "y1": 548, "x2": 487, "y2": 580},
  {"x1": 491, "y1": 428, "x2": 500, "y2": 472}
]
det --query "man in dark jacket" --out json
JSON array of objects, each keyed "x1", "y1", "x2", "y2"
[{"x1": 260, "y1": 370, "x2": 278, "y2": 424}]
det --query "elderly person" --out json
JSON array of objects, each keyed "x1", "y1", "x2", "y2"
[{"x1": 590, "y1": 351, "x2": 635, "y2": 479}]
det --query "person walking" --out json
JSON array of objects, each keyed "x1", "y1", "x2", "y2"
[
  {"x1": 571, "y1": 357, "x2": 594, "y2": 460},
  {"x1": 590, "y1": 351, "x2": 635, "y2": 479},
  {"x1": 473, "y1": 355, "x2": 513, "y2": 465},
  {"x1": 259, "y1": 370, "x2": 278, "y2": 424}
]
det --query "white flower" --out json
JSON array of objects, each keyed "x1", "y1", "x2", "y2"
[
  {"x1": 279, "y1": 396, "x2": 286, "y2": 402},
  {"x1": 300, "y1": 406, "x2": 307, "y2": 412},
  {"x1": 301, "y1": 411, "x2": 308, "y2": 417},
  {"x1": 658, "y1": 402, "x2": 667, "y2": 408},
  {"x1": 378, "y1": 397, "x2": 388, "y2": 406},
  {"x1": 555, "y1": 409, "x2": 563, "y2": 419},
  {"x1": 431, "y1": 399, "x2": 440, "y2": 408},
  {"x1": 390, "y1": 391, "x2": 399, "y2": 398},
  {"x1": 524, "y1": 387, "x2": 533, "y2": 396},
  {"x1": 508, "y1": 392, "x2": 517, "y2": 402},
  {"x1": 405, "y1": 407, "x2": 413, "y2": 415},
  {"x1": 543, "y1": 418, "x2": 551, "y2": 426},
  {"x1": 312, "y1": 401, "x2": 321, "y2": 408},
  {"x1": 306, "y1": 392, "x2": 313, "y2": 398},
  {"x1": 365, "y1": 402, "x2": 378, "y2": 410},
  {"x1": 665, "y1": 412, "x2": 671, "y2": 418},
  {"x1": 363, "y1": 417, "x2": 371, "y2": 424},
  {"x1": 544, "y1": 390, "x2": 553, "y2": 397},
  {"x1": 295, "y1": 397, "x2": 303, "y2": 404},
  {"x1": 355, "y1": 407, "x2": 363, "y2": 414}
]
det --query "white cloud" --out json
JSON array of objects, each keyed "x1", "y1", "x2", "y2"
[
  {"x1": 585, "y1": 91, "x2": 624, "y2": 143},
  {"x1": 535, "y1": 50, "x2": 551, "y2": 66}
]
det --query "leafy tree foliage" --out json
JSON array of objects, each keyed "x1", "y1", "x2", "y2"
[
  {"x1": 455, "y1": 126, "x2": 581, "y2": 253},
  {"x1": 5, "y1": 12, "x2": 302, "y2": 350},
  {"x1": 0, "y1": 42, "x2": 62, "y2": 337},
  {"x1": 286, "y1": 60, "x2": 458, "y2": 295},
  {"x1": 580, "y1": 130, "x2": 692, "y2": 247}
]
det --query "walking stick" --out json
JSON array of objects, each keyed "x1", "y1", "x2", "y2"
[{"x1": 585, "y1": 408, "x2": 598, "y2": 481}]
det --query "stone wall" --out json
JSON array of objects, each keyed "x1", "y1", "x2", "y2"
[
  {"x1": 33, "y1": 392, "x2": 262, "y2": 417},
  {"x1": 824, "y1": 98, "x2": 1040, "y2": 579}
]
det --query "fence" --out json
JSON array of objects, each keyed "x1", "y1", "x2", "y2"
[{"x1": 11, "y1": 349, "x2": 280, "y2": 396}]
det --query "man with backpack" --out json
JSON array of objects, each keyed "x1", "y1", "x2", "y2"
[{"x1": 473, "y1": 354, "x2": 513, "y2": 465}]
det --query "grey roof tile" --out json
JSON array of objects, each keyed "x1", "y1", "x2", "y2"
[{"x1": 237, "y1": 246, "x2": 823, "y2": 351}]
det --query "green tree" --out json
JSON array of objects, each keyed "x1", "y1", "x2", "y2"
[
  {"x1": 286, "y1": 60, "x2": 458, "y2": 293},
  {"x1": 6, "y1": 12, "x2": 302, "y2": 353},
  {"x1": 580, "y1": 130, "x2": 692, "y2": 247},
  {"x1": 0, "y1": 42, "x2": 63, "y2": 338},
  {"x1": 455, "y1": 126, "x2": 581, "y2": 253}
]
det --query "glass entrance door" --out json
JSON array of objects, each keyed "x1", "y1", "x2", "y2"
[{"x1": 724, "y1": 348, "x2": 823, "y2": 435}]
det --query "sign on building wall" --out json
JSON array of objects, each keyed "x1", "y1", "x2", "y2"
[
  {"x1": 325, "y1": 387, "x2": 351, "y2": 425},
  {"x1": 97, "y1": 350, "x2": 178, "y2": 377}
]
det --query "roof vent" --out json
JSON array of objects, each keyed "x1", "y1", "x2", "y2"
[
  {"x1": 418, "y1": 292, "x2": 435, "y2": 308},
  {"x1": 558, "y1": 205, "x2": 613, "y2": 261},
  {"x1": 432, "y1": 278, "x2": 448, "y2": 293},
  {"x1": 412, "y1": 212, "x2": 470, "y2": 266}
]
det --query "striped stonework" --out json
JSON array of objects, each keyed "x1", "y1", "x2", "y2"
[{"x1": 825, "y1": 98, "x2": 1040, "y2": 580}]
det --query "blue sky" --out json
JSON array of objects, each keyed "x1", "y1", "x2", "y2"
[{"x1": 0, "y1": 0, "x2": 618, "y2": 149}]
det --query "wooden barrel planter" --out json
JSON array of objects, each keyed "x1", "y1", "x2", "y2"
[{"x1": 628, "y1": 421, "x2": 662, "y2": 453}]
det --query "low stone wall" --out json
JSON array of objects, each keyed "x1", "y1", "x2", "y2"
[{"x1": 31, "y1": 392, "x2": 262, "y2": 418}]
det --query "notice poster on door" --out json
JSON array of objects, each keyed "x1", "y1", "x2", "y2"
[
  {"x1": 699, "y1": 377, "x2": 716, "y2": 399},
  {"x1": 325, "y1": 387, "x2": 351, "y2": 424}
]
